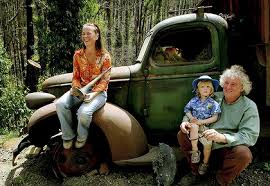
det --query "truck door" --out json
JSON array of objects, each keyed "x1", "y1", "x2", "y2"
[{"x1": 144, "y1": 23, "x2": 222, "y2": 139}]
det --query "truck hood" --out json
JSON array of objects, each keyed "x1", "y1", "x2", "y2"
[{"x1": 42, "y1": 66, "x2": 131, "y2": 90}]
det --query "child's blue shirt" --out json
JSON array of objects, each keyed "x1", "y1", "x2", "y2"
[{"x1": 184, "y1": 96, "x2": 221, "y2": 120}]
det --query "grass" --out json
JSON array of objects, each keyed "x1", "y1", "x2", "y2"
[{"x1": 0, "y1": 129, "x2": 19, "y2": 146}]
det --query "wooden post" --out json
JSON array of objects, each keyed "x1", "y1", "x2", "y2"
[
  {"x1": 261, "y1": 0, "x2": 270, "y2": 105},
  {"x1": 266, "y1": 45, "x2": 270, "y2": 106}
]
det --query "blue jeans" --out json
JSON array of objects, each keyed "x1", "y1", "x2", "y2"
[{"x1": 56, "y1": 87, "x2": 107, "y2": 142}]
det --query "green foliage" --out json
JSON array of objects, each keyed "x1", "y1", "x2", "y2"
[
  {"x1": 0, "y1": 41, "x2": 12, "y2": 89},
  {"x1": 0, "y1": 130, "x2": 19, "y2": 146},
  {"x1": 0, "y1": 82, "x2": 32, "y2": 133},
  {"x1": 33, "y1": 0, "x2": 86, "y2": 75},
  {"x1": 0, "y1": 39, "x2": 32, "y2": 133},
  {"x1": 79, "y1": 0, "x2": 99, "y2": 24},
  {"x1": 45, "y1": 0, "x2": 84, "y2": 74},
  {"x1": 37, "y1": 73, "x2": 50, "y2": 91},
  {"x1": 264, "y1": 162, "x2": 270, "y2": 172}
]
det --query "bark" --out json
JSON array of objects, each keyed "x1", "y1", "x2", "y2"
[
  {"x1": 25, "y1": 0, "x2": 38, "y2": 92},
  {"x1": 105, "y1": 0, "x2": 112, "y2": 52},
  {"x1": 34, "y1": 1, "x2": 48, "y2": 72}
]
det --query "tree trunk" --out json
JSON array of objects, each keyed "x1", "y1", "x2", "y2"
[
  {"x1": 25, "y1": 0, "x2": 38, "y2": 92},
  {"x1": 34, "y1": 1, "x2": 48, "y2": 73},
  {"x1": 124, "y1": 0, "x2": 130, "y2": 64},
  {"x1": 105, "y1": 0, "x2": 112, "y2": 52}
]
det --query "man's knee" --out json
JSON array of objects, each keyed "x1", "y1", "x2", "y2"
[
  {"x1": 233, "y1": 145, "x2": 253, "y2": 164},
  {"x1": 177, "y1": 130, "x2": 185, "y2": 143},
  {"x1": 177, "y1": 130, "x2": 192, "y2": 151}
]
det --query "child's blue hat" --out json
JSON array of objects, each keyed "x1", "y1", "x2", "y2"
[{"x1": 192, "y1": 75, "x2": 219, "y2": 92}]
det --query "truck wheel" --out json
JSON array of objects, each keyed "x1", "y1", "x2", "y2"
[
  {"x1": 52, "y1": 142, "x2": 99, "y2": 178},
  {"x1": 51, "y1": 125, "x2": 107, "y2": 178}
]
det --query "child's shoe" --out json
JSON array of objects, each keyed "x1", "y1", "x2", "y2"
[
  {"x1": 190, "y1": 150, "x2": 201, "y2": 163},
  {"x1": 198, "y1": 162, "x2": 209, "y2": 175}
]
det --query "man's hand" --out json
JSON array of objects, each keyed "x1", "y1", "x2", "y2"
[
  {"x1": 202, "y1": 129, "x2": 227, "y2": 143},
  {"x1": 180, "y1": 121, "x2": 192, "y2": 134}
]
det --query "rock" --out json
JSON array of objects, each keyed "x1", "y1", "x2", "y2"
[{"x1": 152, "y1": 143, "x2": 176, "y2": 186}]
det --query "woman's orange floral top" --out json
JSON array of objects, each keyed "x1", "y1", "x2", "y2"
[{"x1": 72, "y1": 49, "x2": 112, "y2": 92}]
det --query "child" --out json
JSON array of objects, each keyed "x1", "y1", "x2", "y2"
[{"x1": 183, "y1": 75, "x2": 221, "y2": 175}]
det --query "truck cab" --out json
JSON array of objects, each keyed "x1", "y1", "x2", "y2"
[{"x1": 108, "y1": 13, "x2": 228, "y2": 143}]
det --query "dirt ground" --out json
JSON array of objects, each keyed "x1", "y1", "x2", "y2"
[{"x1": 1, "y1": 135, "x2": 270, "y2": 186}]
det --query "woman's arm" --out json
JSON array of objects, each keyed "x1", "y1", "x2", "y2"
[
  {"x1": 72, "y1": 53, "x2": 82, "y2": 88},
  {"x1": 92, "y1": 53, "x2": 112, "y2": 92}
]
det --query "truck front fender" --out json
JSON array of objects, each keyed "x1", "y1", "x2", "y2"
[
  {"x1": 27, "y1": 101, "x2": 148, "y2": 162},
  {"x1": 93, "y1": 103, "x2": 148, "y2": 161},
  {"x1": 27, "y1": 102, "x2": 60, "y2": 147}
]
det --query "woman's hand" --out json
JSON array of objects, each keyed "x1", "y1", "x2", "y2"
[
  {"x1": 70, "y1": 87, "x2": 85, "y2": 101},
  {"x1": 70, "y1": 87, "x2": 77, "y2": 96},
  {"x1": 84, "y1": 92, "x2": 100, "y2": 103},
  {"x1": 202, "y1": 129, "x2": 227, "y2": 143},
  {"x1": 84, "y1": 92, "x2": 95, "y2": 103},
  {"x1": 180, "y1": 121, "x2": 191, "y2": 134}
]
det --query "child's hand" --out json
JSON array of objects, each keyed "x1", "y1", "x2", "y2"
[{"x1": 190, "y1": 117, "x2": 198, "y2": 124}]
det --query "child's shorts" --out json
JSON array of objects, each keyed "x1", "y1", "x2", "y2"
[{"x1": 198, "y1": 125, "x2": 212, "y2": 149}]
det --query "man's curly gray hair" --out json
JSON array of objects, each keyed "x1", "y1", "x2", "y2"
[{"x1": 219, "y1": 65, "x2": 252, "y2": 95}]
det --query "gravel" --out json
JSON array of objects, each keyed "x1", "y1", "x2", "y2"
[{"x1": 1, "y1": 136, "x2": 270, "y2": 186}]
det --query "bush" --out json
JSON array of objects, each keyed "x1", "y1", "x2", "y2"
[
  {"x1": 0, "y1": 41, "x2": 12, "y2": 89},
  {"x1": 264, "y1": 162, "x2": 270, "y2": 172},
  {"x1": 0, "y1": 80, "x2": 32, "y2": 133},
  {"x1": 0, "y1": 40, "x2": 32, "y2": 133}
]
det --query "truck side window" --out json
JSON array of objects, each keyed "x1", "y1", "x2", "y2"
[
  {"x1": 153, "y1": 46, "x2": 187, "y2": 64},
  {"x1": 152, "y1": 27, "x2": 212, "y2": 65}
]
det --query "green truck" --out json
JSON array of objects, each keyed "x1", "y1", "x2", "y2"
[{"x1": 13, "y1": 9, "x2": 269, "y2": 177}]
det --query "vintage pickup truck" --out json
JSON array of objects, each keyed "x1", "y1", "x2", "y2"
[{"x1": 13, "y1": 8, "x2": 269, "y2": 178}]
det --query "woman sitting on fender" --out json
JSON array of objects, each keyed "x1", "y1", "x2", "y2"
[{"x1": 56, "y1": 23, "x2": 112, "y2": 150}]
